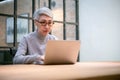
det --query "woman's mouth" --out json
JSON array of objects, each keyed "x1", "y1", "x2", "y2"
[{"x1": 43, "y1": 30, "x2": 48, "y2": 33}]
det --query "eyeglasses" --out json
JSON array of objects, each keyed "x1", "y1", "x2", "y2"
[{"x1": 36, "y1": 20, "x2": 54, "y2": 26}]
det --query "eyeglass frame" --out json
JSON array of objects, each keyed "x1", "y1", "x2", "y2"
[{"x1": 35, "y1": 20, "x2": 54, "y2": 26}]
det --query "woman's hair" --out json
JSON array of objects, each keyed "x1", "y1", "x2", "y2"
[{"x1": 33, "y1": 7, "x2": 53, "y2": 20}]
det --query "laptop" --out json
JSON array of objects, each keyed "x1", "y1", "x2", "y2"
[{"x1": 44, "y1": 40, "x2": 80, "y2": 65}]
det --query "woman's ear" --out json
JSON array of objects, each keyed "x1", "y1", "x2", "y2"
[
  {"x1": 33, "y1": 20, "x2": 38, "y2": 30},
  {"x1": 34, "y1": 20, "x2": 36, "y2": 24},
  {"x1": 34, "y1": 20, "x2": 38, "y2": 26}
]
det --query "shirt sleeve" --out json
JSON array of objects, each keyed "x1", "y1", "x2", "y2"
[
  {"x1": 13, "y1": 36, "x2": 39, "y2": 64},
  {"x1": 52, "y1": 35, "x2": 58, "y2": 40}
]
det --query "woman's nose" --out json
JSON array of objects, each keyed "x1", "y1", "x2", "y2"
[{"x1": 44, "y1": 24, "x2": 49, "y2": 29}]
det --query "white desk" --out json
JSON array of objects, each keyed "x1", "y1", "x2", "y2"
[{"x1": 0, "y1": 62, "x2": 120, "y2": 80}]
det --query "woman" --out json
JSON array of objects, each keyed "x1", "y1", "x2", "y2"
[{"x1": 13, "y1": 7, "x2": 57, "y2": 64}]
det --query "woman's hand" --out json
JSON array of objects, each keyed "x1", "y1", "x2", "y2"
[
  {"x1": 34, "y1": 55, "x2": 45, "y2": 64},
  {"x1": 40, "y1": 55, "x2": 45, "y2": 61}
]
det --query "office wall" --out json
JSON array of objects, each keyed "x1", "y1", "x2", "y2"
[{"x1": 79, "y1": 0, "x2": 120, "y2": 61}]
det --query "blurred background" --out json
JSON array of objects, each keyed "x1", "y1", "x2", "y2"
[{"x1": 0, "y1": 0, "x2": 120, "y2": 64}]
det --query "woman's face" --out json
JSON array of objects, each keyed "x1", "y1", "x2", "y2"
[{"x1": 35, "y1": 14, "x2": 54, "y2": 36}]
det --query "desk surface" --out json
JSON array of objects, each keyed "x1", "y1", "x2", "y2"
[{"x1": 0, "y1": 62, "x2": 120, "y2": 80}]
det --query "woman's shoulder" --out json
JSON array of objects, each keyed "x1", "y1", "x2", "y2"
[
  {"x1": 23, "y1": 31, "x2": 36, "y2": 38},
  {"x1": 48, "y1": 34, "x2": 58, "y2": 40}
]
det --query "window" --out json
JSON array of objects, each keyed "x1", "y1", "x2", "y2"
[{"x1": 0, "y1": 0, "x2": 79, "y2": 47}]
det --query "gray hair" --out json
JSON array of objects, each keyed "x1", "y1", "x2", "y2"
[{"x1": 33, "y1": 7, "x2": 53, "y2": 20}]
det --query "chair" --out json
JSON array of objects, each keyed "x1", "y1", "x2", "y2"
[{"x1": 0, "y1": 46, "x2": 17, "y2": 64}]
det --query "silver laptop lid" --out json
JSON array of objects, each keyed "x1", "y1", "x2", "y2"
[{"x1": 44, "y1": 40, "x2": 80, "y2": 65}]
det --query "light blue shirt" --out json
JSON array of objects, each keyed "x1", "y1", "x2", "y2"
[{"x1": 13, "y1": 30, "x2": 57, "y2": 64}]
